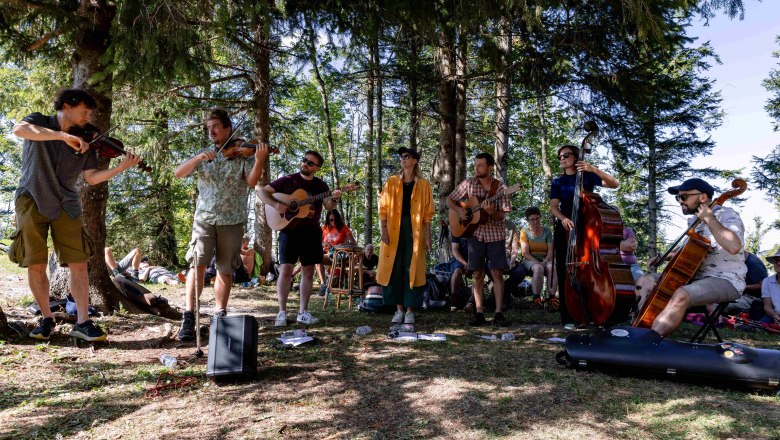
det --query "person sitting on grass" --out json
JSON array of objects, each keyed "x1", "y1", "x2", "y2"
[
  {"x1": 761, "y1": 249, "x2": 780, "y2": 325},
  {"x1": 136, "y1": 257, "x2": 182, "y2": 286}
]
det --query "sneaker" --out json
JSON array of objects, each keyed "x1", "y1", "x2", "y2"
[
  {"x1": 318, "y1": 282, "x2": 327, "y2": 296},
  {"x1": 392, "y1": 310, "x2": 405, "y2": 324},
  {"x1": 215, "y1": 309, "x2": 227, "y2": 318},
  {"x1": 296, "y1": 311, "x2": 319, "y2": 325},
  {"x1": 275, "y1": 311, "x2": 288, "y2": 327},
  {"x1": 70, "y1": 319, "x2": 107, "y2": 342},
  {"x1": 404, "y1": 311, "x2": 415, "y2": 324},
  {"x1": 493, "y1": 312, "x2": 508, "y2": 327},
  {"x1": 468, "y1": 312, "x2": 487, "y2": 327},
  {"x1": 178, "y1": 311, "x2": 196, "y2": 341},
  {"x1": 563, "y1": 323, "x2": 577, "y2": 331},
  {"x1": 29, "y1": 317, "x2": 56, "y2": 340}
]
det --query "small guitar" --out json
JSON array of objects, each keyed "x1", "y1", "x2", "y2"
[
  {"x1": 265, "y1": 182, "x2": 361, "y2": 231},
  {"x1": 448, "y1": 183, "x2": 522, "y2": 238}
]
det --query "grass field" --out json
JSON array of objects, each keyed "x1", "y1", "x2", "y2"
[{"x1": 1, "y1": 255, "x2": 779, "y2": 439}]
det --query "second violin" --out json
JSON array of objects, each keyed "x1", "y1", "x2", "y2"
[{"x1": 220, "y1": 138, "x2": 280, "y2": 159}]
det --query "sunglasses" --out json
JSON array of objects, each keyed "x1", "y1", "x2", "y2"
[
  {"x1": 527, "y1": 216, "x2": 542, "y2": 222},
  {"x1": 558, "y1": 153, "x2": 573, "y2": 159},
  {"x1": 675, "y1": 192, "x2": 703, "y2": 202},
  {"x1": 301, "y1": 157, "x2": 320, "y2": 167},
  {"x1": 400, "y1": 154, "x2": 414, "y2": 160}
]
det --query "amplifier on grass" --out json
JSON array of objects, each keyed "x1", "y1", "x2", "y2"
[{"x1": 206, "y1": 315, "x2": 258, "y2": 381}]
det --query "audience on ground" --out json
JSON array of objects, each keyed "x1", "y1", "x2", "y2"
[
  {"x1": 761, "y1": 249, "x2": 780, "y2": 324},
  {"x1": 519, "y1": 206, "x2": 555, "y2": 300}
]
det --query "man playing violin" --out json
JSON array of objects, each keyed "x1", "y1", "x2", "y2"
[
  {"x1": 10, "y1": 88, "x2": 141, "y2": 342},
  {"x1": 258, "y1": 150, "x2": 340, "y2": 327},
  {"x1": 174, "y1": 107, "x2": 269, "y2": 341},
  {"x1": 651, "y1": 178, "x2": 746, "y2": 337},
  {"x1": 447, "y1": 152, "x2": 512, "y2": 327}
]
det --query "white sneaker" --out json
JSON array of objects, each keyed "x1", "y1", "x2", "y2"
[
  {"x1": 296, "y1": 311, "x2": 319, "y2": 325},
  {"x1": 404, "y1": 311, "x2": 415, "y2": 324},
  {"x1": 275, "y1": 311, "x2": 288, "y2": 327},
  {"x1": 392, "y1": 310, "x2": 404, "y2": 324}
]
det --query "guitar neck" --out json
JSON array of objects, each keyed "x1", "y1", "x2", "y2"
[{"x1": 298, "y1": 190, "x2": 333, "y2": 207}]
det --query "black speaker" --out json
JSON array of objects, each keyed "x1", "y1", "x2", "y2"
[{"x1": 206, "y1": 315, "x2": 258, "y2": 381}]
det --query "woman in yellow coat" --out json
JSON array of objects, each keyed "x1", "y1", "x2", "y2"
[{"x1": 377, "y1": 147, "x2": 434, "y2": 325}]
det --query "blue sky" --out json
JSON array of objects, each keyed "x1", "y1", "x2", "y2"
[{"x1": 664, "y1": 0, "x2": 780, "y2": 253}]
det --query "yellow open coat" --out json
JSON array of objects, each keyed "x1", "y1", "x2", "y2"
[{"x1": 376, "y1": 175, "x2": 434, "y2": 288}]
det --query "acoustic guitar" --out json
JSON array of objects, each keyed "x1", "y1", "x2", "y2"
[
  {"x1": 265, "y1": 182, "x2": 360, "y2": 231},
  {"x1": 448, "y1": 183, "x2": 522, "y2": 238}
]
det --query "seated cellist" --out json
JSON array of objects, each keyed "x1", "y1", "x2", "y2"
[{"x1": 651, "y1": 178, "x2": 746, "y2": 337}]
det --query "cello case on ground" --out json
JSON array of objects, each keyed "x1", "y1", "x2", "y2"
[{"x1": 558, "y1": 326, "x2": 780, "y2": 392}]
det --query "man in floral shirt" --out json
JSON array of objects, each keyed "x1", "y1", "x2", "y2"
[{"x1": 174, "y1": 107, "x2": 269, "y2": 341}]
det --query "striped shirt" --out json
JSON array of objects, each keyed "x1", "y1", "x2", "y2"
[{"x1": 449, "y1": 177, "x2": 511, "y2": 243}]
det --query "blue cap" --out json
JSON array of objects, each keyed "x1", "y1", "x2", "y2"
[{"x1": 667, "y1": 178, "x2": 714, "y2": 200}]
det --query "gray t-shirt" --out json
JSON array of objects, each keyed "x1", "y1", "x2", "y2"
[{"x1": 16, "y1": 113, "x2": 98, "y2": 220}]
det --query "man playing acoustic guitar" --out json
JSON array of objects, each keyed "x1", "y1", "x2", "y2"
[
  {"x1": 447, "y1": 152, "x2": 512, "y2": 327},
  {"x1": 174, "y1": 107, "x2": 269, "y2": 341},
  {"x1": 258, "y1": 150, "x2": 341, "y2": 327}
]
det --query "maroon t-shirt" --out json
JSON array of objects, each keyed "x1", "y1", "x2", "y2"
[{"x1": 269, "y1": 173, "x2": 329, "y2": 229}]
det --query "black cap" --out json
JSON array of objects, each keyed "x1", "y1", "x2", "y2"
[
  {"x1": 397, "y1": 147, "x2": 420, "y2": 160},
  {"x1": 667, "y1": 178, "x2": 714, "y2": 200}
]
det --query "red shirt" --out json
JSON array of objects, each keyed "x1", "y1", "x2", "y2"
[{"x1": 321, "y1": 224, "x2": 353, "y2": 253}]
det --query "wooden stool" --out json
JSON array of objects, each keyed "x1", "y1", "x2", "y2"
[{"x1": 323, "y1": 245, "x2": 364, "y2": 309}]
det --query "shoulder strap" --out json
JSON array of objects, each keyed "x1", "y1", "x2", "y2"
[{"x1": 488, "y1": 179, "x2": 500, "y2": 198}]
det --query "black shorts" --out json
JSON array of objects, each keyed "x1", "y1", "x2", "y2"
[{"x1": 278, "y1": 224, "x2": 323, "y2": 266}]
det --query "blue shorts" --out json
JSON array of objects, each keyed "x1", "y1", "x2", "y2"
[
  {"x1": 466, "y1": 238, "x2": 507, "y2": 272},
  {"x1": 449, "y1": 257, "x2": 465, "y2": 272}
]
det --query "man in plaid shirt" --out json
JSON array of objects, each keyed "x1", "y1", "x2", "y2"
[{"x1": 447, "y1": 153, "x2": 512, "y2": 327}]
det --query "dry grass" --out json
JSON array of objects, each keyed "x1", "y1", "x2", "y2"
[{"x1": 1, "y1": 255, "x2": 779, "y2": 440}]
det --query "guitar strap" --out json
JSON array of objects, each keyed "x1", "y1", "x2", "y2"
[{"x1": 487, "y1": 179, "x2": 500, "y2": 204}]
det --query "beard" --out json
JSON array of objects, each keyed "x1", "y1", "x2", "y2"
[
  {"x1": 300, "y1": 167, "x2": 313, "y2": 177},
  {"x1": 681, "y1": 203, "x2": 699, "y2": 215}
]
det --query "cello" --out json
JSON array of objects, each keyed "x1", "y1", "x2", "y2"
[
  {"x1": 563, "y1": 121, "x2": 635, "y2": 325},
  {"x1": 632, "y1": 178, "x2": 747, "y2": 328}
]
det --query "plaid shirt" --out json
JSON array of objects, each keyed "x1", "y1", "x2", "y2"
[{"x1": 449, "y1": 177, "x2": 511, "y2": 243}]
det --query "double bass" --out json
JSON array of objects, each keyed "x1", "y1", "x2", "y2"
[
  {"x1": 563, "y1": 121, "x2": 635, "y2": 325},
  {"x1": 633, "y1": 178, "x2": 747, "y2": 328}
]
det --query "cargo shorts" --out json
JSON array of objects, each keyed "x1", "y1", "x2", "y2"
[{"x1": 8, "y1": 194, "x2": 95, "y2": 267}]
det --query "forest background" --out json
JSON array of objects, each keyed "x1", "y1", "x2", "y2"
[{"x1": 1, "y1": 0, "x2": 780, "y2": 319}]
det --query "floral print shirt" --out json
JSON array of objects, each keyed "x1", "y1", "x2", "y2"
[{"x1": 193, "y1": 151, "x2": 254, "y2": 225}]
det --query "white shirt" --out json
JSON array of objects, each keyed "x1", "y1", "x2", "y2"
[
  {"x1": 761, "y1": 274, "x2": 780, "y2": 314},
  {"x1": 689, "y1": 205, "x2": 746, "y2": 293}
]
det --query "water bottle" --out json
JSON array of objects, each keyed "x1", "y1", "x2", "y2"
[
  {"x1": 501, "y1": 333, "x2": 515, "y2": 341},
  {"x1": 159, "y1": 353, "x2": 178, "y2": 369},
  {"x1": 281, "y1": 329, "x2": 307, "y2": 339},
  {"x1": 356, "y1": 326, "x2": 372, "y2": 336}
]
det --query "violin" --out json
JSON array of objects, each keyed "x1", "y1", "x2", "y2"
[
  {"x1": 67, "y1": 123, "x2": 152, "y2": 173},
  {"x1": 221, "y1": 138, "x2": 280, "y2": 159}
]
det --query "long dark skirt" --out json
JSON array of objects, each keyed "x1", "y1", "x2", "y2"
[{"x1": 382, "y1": 216, "x2": 424, "y2": 308}]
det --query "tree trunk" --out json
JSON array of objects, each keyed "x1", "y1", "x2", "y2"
[
  {"x1": 537, "y1": 96, "x2": 552, "y2": 180},
  {"x1": 455, "y1": 27, "x2": 467, "y2": 184},
  {"x1": 435, "y1": 26, "x2": 457, "y2": 211},
  {"x1": 493, "y1": 14, "x2": 511, "y2": 182},
  {"x1": 305, "y1": 13, "x2": 340, "y2": 188},
  {"x1": 374, "y1": 32, "x2": 384, "y2": 188},
  {"x1": 409, "y1": 34, "x2": 420, "y2": 151},
  {"x1": 0, "y1": 305, "x2": 9, "y2": 338},
  {"x1": 647, "y1": 107, "x2": 659, "y2": 268},
  {"x1": 150, "y1": 109, "x2": 179, "y2": 267},
  {"x1": 251, "y1": 5, "x2": 274, "y2": 275},
  {"x1": 365, "y1": 43, "x2": 376, "y2": 244}
]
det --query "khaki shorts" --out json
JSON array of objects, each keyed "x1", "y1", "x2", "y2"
[
  {"x1": 9, "y1": 194, "x2": 95, "y2": 267},
  {"x1": 185, "y1": 221, "x2": 243, "y2": 274},
  {"x1": 683, "y1": 277, "x2": 740, "y2": 306}
]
